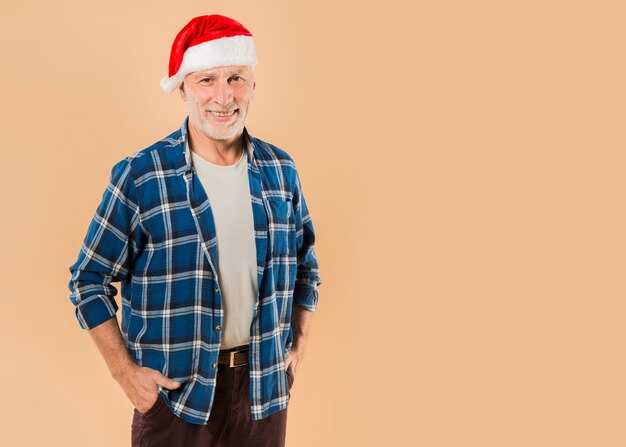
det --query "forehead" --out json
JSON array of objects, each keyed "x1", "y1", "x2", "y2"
[{"x1": 189, "y1": 65, "x2": 254, "y2": 77}]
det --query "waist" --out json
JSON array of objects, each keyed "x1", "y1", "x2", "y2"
[{"x1": 218, "y1": 344, "x2": 249, "y2": 367}]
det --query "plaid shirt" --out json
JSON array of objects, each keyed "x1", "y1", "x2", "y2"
[{"x1": 67, "y1": 117, "x2": 322, "y2": 424}]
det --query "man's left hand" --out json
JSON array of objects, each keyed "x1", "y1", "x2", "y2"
[{"x1": 285, "y1": 345, "x2": 305, "y2": 376}]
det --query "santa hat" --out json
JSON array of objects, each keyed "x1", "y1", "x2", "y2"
[{"x1": 160, "y1": 15, "x2": 257, "y2": 93}]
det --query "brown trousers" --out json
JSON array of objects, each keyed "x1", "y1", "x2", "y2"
[{"x1": 131, "y1": 358, "x2": 294, "y2": 446}]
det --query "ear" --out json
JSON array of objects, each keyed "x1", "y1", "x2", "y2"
[{"x1": 178, "y1": 81, "x2": 187, "y2": 101}]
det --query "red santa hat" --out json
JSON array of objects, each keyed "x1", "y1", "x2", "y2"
[{"x1": 160, "y1": 15, "x2": 257, "y2": 93}]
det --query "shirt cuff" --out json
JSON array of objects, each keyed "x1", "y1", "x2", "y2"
[
  {"x1": 74, "y1": 295, "x2": 119, "y2": 330},
  {"x1": 293, "y1": 280, "x2": 320, "y2": 312}
]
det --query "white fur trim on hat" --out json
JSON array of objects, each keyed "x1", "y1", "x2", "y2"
[{"x1": 160, "y1": 35, "x2": 257, "y2": 93}]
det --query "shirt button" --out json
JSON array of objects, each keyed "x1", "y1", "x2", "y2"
[
  {"x1": 215, "y1": 287, "x2": 220, "y2": 293},
  {"x1": 215, "y1": 325, "x2": 221, "y2": 331},
  {"x1": 212, "y1": 362, "x2": 217, "y2": 368}
]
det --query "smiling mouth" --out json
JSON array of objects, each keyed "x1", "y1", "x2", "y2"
[{"x1": 210, "y1": 109, "x2": 238, "y2": 117}]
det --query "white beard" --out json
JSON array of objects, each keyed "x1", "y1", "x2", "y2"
[{"x1": 198, "y1": 114, "x2": 245, "y2": 140}]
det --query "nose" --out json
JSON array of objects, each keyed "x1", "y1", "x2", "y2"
[{"x1": 213, "y1": 79, "x2": 234, "y2": 107}]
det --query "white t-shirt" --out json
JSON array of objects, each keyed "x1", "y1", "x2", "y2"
[{"x1": 189, "y1": 140, "x2": 258, "y2": 350}]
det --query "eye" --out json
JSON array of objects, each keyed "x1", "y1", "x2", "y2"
[{"x1": 230, "y1": 76, "x2": 244, "y2": 82}]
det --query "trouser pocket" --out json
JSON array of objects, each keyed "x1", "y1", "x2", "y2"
[
  {"x1": 135, "y1": 395, "x2": 164, "y2": 418},
  {"x1": 286, "y1": 367, "x2": 295, "y2": 389}
]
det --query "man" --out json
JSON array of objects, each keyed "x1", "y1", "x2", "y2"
[{"x1": 67, "y1": 14, "x2": 322, "y2": 447}]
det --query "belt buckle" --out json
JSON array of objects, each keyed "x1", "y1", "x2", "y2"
[{"x1": 229, "y1": 350, "x2": 246, "y2": 368}]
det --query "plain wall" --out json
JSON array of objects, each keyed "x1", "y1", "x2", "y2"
[{"x1": 1, "y1": 1, "x2": 625, "y2": 446}]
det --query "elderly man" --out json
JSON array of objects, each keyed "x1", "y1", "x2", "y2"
[{"x1": 68, "y1": 14, "x2": 322, "y2": 447}]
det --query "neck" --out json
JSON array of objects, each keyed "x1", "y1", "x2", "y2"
[{"x1": 187, "y1": 122, "x2": 244, "y2": 166}]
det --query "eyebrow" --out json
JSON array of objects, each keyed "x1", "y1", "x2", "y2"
[{"x1": 196, "y1": 70, "x2": 245, "y2": 78}]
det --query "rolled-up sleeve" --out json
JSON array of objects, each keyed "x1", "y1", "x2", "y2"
[
  {"x1": 68, "y1": 158, "x2": 143, "y2": 330},
  {"x1": 291, "y1": 168, "x2": 322, "y2": 312}
]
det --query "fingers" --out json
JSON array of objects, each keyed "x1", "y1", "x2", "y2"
[
  {"x1": 286, "y1": 358, "x2": 296, "y2": 374},
  {"x1": 153, "y1": 371, "x2": 182, "y2": 390}
]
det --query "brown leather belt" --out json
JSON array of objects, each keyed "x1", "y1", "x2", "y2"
[{"x1": 217, "y1": 344, "x2": 249, "y2": 367}]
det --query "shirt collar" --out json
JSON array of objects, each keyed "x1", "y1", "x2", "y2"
[{"x1": 180, "y1": 116, "x2": 255, "y2": 175}]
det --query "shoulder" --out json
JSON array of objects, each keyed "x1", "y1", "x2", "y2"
[
  {"x1": 249, "y1": 134, "x2": 302, "y2": 196},
  {"x1": 250, "y1": 134, "x2": 297, "y2": 168},
  {"x1": 113, "y1": 127, "x2": 184, "y2": 181},
  {"x1": 250, "y1": 134, "x2": 300, "y2": 183}
]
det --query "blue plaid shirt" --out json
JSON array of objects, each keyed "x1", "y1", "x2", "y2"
[{"x1": 68, "y1": 117, "x2": 322, "y2": 424}]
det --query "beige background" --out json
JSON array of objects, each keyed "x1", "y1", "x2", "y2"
[{"x1": 0, "y1": 0, "x2": 624, "y2": 445}]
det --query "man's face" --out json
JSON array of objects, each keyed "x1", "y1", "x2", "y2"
[{"x1": 179, "y1": 65, "x2": 256, "y2": 141}]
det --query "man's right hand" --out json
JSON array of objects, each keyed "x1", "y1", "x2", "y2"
[
  {"x1": 87, "y1": 316, "x2": 182, "y2": 414},
  {"x1": 116, "y1": 363, "x2": 182, "y2": 414}
]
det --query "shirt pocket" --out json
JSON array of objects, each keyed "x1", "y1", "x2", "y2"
[{"x1": 265, "y1": 197, "x2": 296, "y2": 258}]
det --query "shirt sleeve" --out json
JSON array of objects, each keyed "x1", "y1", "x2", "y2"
[
  {"x1": 67, "y1": 158, "x2": 143, "y2": 330},
  {"x1": 291, "y1": 168, "x2": 323, "y2": 312}
]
